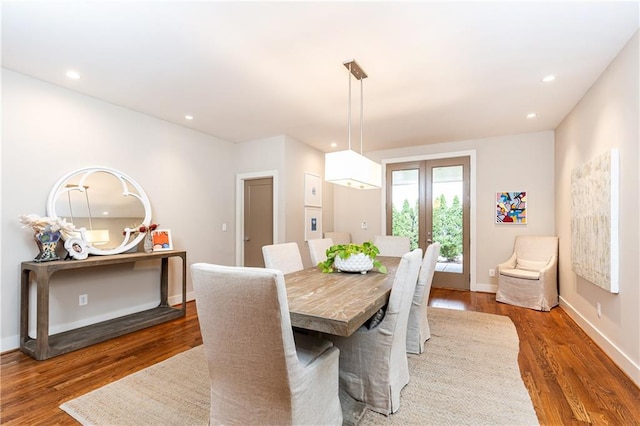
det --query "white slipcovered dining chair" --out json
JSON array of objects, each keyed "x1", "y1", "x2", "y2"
[
  {"x1": 308, "y1": 238, "x2": 334, "y2": 266},
  {"x1": 262, "y1": 242, "x2": 304, "y2": 275},
  {"x1": 324, "y1": 231, "x2": 351, "y2": 246},
  {"x1": 406, "y1": 242, "x2": 440, "y2": 354},
  {"x1": 325, "y1": 248, "x2": 423, "y2": 415},
  {"x1": 373, "y1": 235, "x2": 411, "y2": 257},
  {"x1": 191, "y1": 263, "x2": 343, "y2": 425},
  {"x1": 495, "y1": 236, "x2": 559, "y2": 311}
]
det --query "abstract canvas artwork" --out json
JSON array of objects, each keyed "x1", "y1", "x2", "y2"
[
  {"x1": 496, "y1": 192, "x2": 527, "y2": 224},
  {"x1": 570, "y1": 149, "x2": 619, "y2": 293}
]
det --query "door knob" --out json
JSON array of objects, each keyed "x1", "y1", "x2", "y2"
[{"x1": 243, "y1": 237, "x2": 250, "y2": 242}]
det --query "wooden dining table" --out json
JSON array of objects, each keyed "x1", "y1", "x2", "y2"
[{"x1": 284, "y1": 256, "x2": 401, "y2": 337}]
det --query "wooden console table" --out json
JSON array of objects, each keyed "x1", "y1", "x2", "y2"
[{"x1": 20, "y1": 250, "x2": 187, "y2": 360}]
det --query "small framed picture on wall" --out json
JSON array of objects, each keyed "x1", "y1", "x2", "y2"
[
  {"x1": 151, "y1": 229, "x2": 173, "y2": 251},
  {"x1": 304, "y1": 173, "x2": 322, "y2": 207},
  {"x1": 304, "y1": 207, "x2": 322, "y2": 241}
]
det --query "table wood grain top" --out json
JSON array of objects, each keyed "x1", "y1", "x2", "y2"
[{"x1": 285, "y1": 256, "x2": 401, "y2": 337}]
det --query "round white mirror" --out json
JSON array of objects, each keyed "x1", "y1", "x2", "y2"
[{"x1": 46, "y1": 167, "x2": 152, "y2": 255}]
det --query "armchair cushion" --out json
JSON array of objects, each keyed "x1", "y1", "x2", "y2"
[
  {"x1": 516, "y1": 258, "x2": 549, "y2": 271},
  {"x1": 499, "y1": 268, "x2": 540, "y2": 280}
]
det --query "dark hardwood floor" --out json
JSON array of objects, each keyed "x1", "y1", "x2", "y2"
[{"x1": 1, "y1": 288, "x2": 638, "y2": 425}]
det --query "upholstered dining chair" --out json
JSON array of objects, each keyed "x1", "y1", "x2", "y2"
[
  {"x1": 191, "y1": 263, "x2": 343, "y2": 425},
  {"x1": 325, "y1": 248, "x2": 423, "y2": 416},
  {"x1": 262, "y1": 242, "x2": 304, "y2": 275},
  {"x1": 496, "y1": 235, "x2": 559, "y2": 311},
  {"x1": 308, "y1": 238, "x2": 334, "y2": 266},
  {"x1": 406, "y1": 242, "x2": 440, "y2": 354},
  {"x1": 324, "y1": 231, "x2": 351, "y2": 246},
  {"x1": 373, "y1": 235, "x2": 411, "y2": 257}
]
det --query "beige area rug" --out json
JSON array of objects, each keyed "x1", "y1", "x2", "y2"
[{"x1": 60, "y1": 308, "x2": 538, "y2": 425}]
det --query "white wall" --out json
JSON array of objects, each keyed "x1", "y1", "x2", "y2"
[
  {"x1": 235, "y1": 136, "x2": 286, "y2": 245},
  {"x1": 555, "y1": 32, "x2": 639, "y2": 386},
  {"x1": 1, "y1": 70, "x2": 236, "y2": 351},
  {"x1": 334, "y1": 131, "x2": 556, "y2": 291},
  {"x1": 234, "y1": 135, "x2": 332, "y2": 268},
  {"x1": 283, "y1": 135, "x2": 332, "y2": 268}
]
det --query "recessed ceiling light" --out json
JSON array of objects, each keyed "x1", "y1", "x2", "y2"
[
  {"x1": 541, "y1": 75, "x2": 556, "y2": 83},
  {"x1": 66, "y1": 70, "x2": 80, "y2": 80},
  {"x1": 526, "y1": 112, "x2": 537, "y2": 119},
  {"x1": 185, "y1": 115, "x2": 194, "y2": 120}
]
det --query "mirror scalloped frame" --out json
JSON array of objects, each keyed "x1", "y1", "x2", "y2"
[{"x1": 46, "y1": 167, "x2": 152, "y2": 256}]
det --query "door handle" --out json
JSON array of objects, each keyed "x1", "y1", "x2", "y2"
[
  {"x1": 243, "y1": 237, "x2": 250, "y2": 242},
  {"x1": 427, "y1": 239, "x2": 433, "y2": 243}
]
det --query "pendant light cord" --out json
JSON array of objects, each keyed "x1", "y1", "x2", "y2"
[
  {"x1": 360, "y1": 77, "x2": 364, "y2": 155},
  {"x1": 347, "y1": 62, "x2": 352, "y2": 151},
  {"x1": 84, "y1": 188, "x2": 94, "y2": 230}
]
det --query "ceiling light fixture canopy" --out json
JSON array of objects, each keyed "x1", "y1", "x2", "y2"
[{"x1": 325, "y1": 59, "x2": 382, "y2": 190}]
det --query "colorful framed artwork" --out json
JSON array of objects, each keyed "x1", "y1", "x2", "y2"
[
  {"x1": 304, "y1": 173, "x2": 322, "y2": 207},
  {"x1": 151, "y1": 229, "x2": 173, "y2": 251},
  {"x1": 496, "y1": 191, "x2": 527, "y2": 224},
  {"x1": 304, "y1": 207, "x2": 322, "y2": 241}
]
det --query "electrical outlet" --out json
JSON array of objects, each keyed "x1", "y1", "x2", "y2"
[
  {"x1": 222, "y1": 223, "x2": 227, "y2": 232},
  {"x1": 361, "y1": 221, "x2": 368, "y2": 230},
  {"x1": 596, "y1": 302, "x2": 602, "y2": 318},
  {"x1": 489, "y1": 268, "x2": 495, "y2": 277},
  {"x1": 79, "y1": 294, "x2": 88, "y2": 306}
]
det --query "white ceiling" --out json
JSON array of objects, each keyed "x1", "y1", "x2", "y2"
[{"x1": 2, "y1": 1, "x2": 638, "y2": 153}]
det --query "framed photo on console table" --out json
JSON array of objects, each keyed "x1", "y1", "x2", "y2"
[{"x1": 151, "y1": 229, "x2": 173, "y2": 251}]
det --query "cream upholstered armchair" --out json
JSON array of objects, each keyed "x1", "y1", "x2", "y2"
[
  {"x1": 262, "y1": 242, "x2": 304, "y2": 275},
  {"x1": 407, "y1": 242, "x2": 440, "y2": 354},
  {"x1": 325, "y1": 249, "x2": 423, "y2": 415},
  {"x1": 191, "y1": 263, "x2": 343, "y2": 425},
  {"x1": 308, "y1": 238, "x2": 334, "y2": 266},
  {"x1": 495, "y1": 236, "x2": 559, "y2": 311},
  {"x1": 373, "y1": 235, "x2": 411, "y2": 257}
]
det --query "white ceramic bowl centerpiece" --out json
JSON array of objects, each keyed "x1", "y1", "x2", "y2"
[
  {"x1": 334, "y1": 252, "x2": 373, "y2": 273},
  {"x1": 318, "y1": 242, "x2": 387, "y2": 274}
]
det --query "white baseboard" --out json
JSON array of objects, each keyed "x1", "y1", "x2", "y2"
[
  {"x1": 560, "y1": 296, "x2": 640, "y2": 388},
  {"x1": 473, "y1": 282, "x2": 497, "y2": 293},
  {"x1": 1, "y1": 335, "x2": 20, "y2": 354},
  {"x1": 169, "y1": 290, "x2": 195, "y2": 306}
]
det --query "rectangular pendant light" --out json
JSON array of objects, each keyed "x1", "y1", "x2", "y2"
[
  {"x1": 325, "y1": 59, "x2": 381, "y2": 190},
  {"x1": 325, "y1": 150, "x2": 382, "y2": 189}
]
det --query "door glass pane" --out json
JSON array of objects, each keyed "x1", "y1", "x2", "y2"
[
  {"x1": 391, "y1": 169, "x2": 419, "y2": 250},
  {"x1": 432, "y1": 166, "x2": 463, "y2": 274}
]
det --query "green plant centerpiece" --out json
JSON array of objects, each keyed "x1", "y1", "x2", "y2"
[{"x1": 318, "y1": 242, "x2": 387, "y2": 274}]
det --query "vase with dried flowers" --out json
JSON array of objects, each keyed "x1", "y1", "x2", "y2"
[
  {"x1": 125, "y1": 223, "x2": 159, "y2": 253},
  {"x1": 19, "y1": 214, "x2": 77, "y2": 262}
]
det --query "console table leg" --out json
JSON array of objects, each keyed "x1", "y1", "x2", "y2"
[
  {"x1": 35, "y1": 270, "x2": 51, "y2": 360},
  {"x1": 160, "y1": 257, "x2": 169, "y2": 307},
  {"x1": 20, "y1": 269, "x2": 30, "y2": 347}
]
